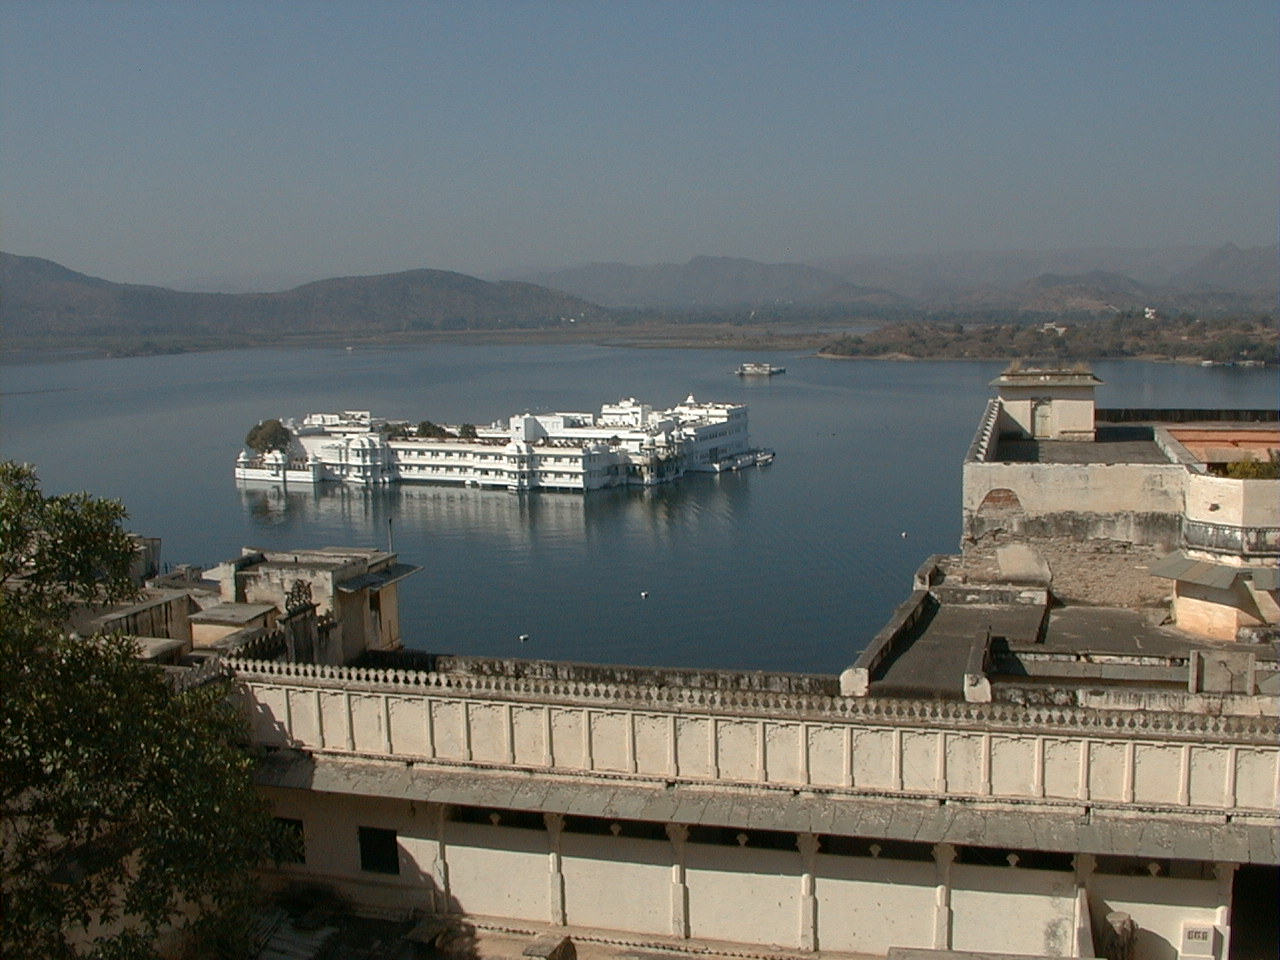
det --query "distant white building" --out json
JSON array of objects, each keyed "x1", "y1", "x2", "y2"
[{"x1": 235, "y1": 397, "x2": 763, "y2": 492}]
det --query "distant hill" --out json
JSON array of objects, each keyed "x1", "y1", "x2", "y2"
[
  {"x1": 0, "y1": 253, "x2": 604, "y2": 343},
  {"x1": 1173, "y1": 243, "x2": 1279, "y2": 294},
  {"x1": 511, "y1": 246, "x2": 1274, "y2": 315},
  {"x1": 514, "y1": 255, "x2": 903, "y2": 308},
  {"x1": 810, "y1": 244, "x2": 1277, "y2": 308},
  {"x1": 1015, "y1": 271, "x2": 1155, "y2": 313}
]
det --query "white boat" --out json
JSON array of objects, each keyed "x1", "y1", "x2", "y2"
[
  {"x1": 735, "y1": 362, "x2": 785, "y2": 376},
  {"x1": 710, "y1": 448, "x2": 776, "y2": 472}
]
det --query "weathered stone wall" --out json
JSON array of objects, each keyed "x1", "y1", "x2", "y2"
[
  {"x1": 1184, "y1": 474, "x2": 1280, "y2": 560},
  {"x1": 963, "y1": 461, "x2": 1186, "y2": 549},
  {"x1": 96, "y1": 593, "x2": 199, "y2": 643},
  {"x1": 1175, "y1": 580, "x2": 1269, "y2": 641}
]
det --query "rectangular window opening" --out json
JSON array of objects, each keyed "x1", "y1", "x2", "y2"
[
  {"x1": 273, "y1": 817, "x2": 305, "y2": 864},
  {"x1": 358, "y1": 826, "x2": 400, "y2": 875}
]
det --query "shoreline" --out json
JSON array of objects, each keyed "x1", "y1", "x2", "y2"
[{"x1": 2, "y1": 321, "x2": 1273, "y2": 368}]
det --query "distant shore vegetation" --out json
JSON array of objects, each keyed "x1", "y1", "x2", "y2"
[
  {"x1": 5, "y1": 308, "x2": 1275, "y2": 366},
  {"x1": 817, "y1": 311, "x2": 1277, "y2": 364}
]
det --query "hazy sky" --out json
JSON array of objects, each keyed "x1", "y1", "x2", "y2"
[{"x1": 2, "y1": 1, "x2": 1276, "y2": 288}]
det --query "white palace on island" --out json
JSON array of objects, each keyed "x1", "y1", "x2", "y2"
[{"x1": 235, "y1": 396, "x2": 769, "y2": 492}]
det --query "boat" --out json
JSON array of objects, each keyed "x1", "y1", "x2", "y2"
[
  {"x1": 735, "y1": 362, "x2": 785, "y2": 376},
  {"x1": 710, "y1": 448, "x2": 776, "y2": 472}
]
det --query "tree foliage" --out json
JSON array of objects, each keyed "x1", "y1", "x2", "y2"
[
  {"x1": 1223, "y1": 452, "x2": 1280, "y2": 480},
  {"x1": 0, "y1": 463, "x2": 273, "y2": 959},
  {"x1": 244, "y1": 419, "x2": 291, "y2": 454}
]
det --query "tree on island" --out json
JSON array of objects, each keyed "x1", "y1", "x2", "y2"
[
  {"x1": 244, "y1": 418, "x2": 291, "y2": 454},
  {"x1": 0, "y1": 462, "x2": 275, "y2": 960}
]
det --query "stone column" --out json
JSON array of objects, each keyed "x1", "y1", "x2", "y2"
[
  {"x1": 797, "y1": 833, "x2": 820, "y2": 951},
  {"x1": 1073, "y1": 853, "x2": 1097, "y2": 958},
  {"x1": 932, "y1": 842, "x2": 956, "y2": 949},
  {"x1": 1214, "y1": 862, "x2": 1237, "y2": 960},
  {"x1": 544, "y1": 813, "x2": 566, "y2": 926},
  {"x1": 666, "y1": 823, "x2": 690, "y2": 939}
]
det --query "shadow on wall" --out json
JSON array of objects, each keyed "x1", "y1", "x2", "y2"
[
  {"x1": 248, "y1": 729, "x2": 483, "y2": 959},
  {"x1": 269, "y1": 877, "x2": 481, "y2": 959}
]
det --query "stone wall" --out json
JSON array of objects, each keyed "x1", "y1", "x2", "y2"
[
  {"x1": 233, "y1": 660, "x2": 1280, "y2": 817},
  {"x1": 963, "y1": 461, "x2": 1186, "y2": 549},
  {"x1": 96, "y1": 592, "x2": 200, "y2": 643}
]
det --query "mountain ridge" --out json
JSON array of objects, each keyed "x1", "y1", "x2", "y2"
[
  {"x1": 508, "y1": 245, "x2": 1275, "y2": 312},
  {"x1": 0, "y1": 253, "x2": 603, "y2": 341},
  {"x1": 2, "y1": 243, "x2": 1273, "y2": 350}
]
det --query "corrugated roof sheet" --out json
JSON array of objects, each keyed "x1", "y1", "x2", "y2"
[
  {"x1": 1251, "y1": 567, "x2": 1279, "y2": 591},
  {"x1": 336, "y1": 562, "x2": 422, "y2": 593},
  {"x1": 1147, "y1": 553, "x2": 1240, "y2": 590}
]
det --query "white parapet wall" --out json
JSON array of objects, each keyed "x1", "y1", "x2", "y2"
[{"x1": 234, "y1": 660, "x2": 1280, "y2": 817}]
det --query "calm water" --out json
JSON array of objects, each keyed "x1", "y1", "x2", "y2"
[{"x1": 2, "y1": 346, "x2": 1275, "y2": 673}]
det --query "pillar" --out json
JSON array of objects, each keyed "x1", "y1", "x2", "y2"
[
  {"x1": 1073, "y1": 853, "x2": 1097, "y2": 958},
  {"x1": 544, "y1": 813, "x2": 566, "y2": 926},
  {"x1": 1214, "y1": 862, "x2": 1237, "y2": 960},
  {"x1": 932, "y1": 842, "x2": 956, "y2": 949},
  {"x1": 797, "y1": 833, "x2": 820, "y2": 951},
  {"x1": 666, "y1": 823, "x2": 690, "y2": 938}
]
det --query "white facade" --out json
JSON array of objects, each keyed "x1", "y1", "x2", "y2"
[
  {"x1": 244, "y1": 657, "x2": 1273, "y2": 958},
  {"x1": 235, "y1": 398, "x2": 756, "y2": 492}
]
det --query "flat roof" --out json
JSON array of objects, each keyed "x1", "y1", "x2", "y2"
[
  {"x1": 994, "y1": 426, "x2": 1170, "y2": 464},
  {"x1": 189, "y1": 602, "x2": 277, "y2": 625},
  {"x1": 1167, "y1": 426, "x2": 1280, "y2": 464},
  {"x1": 990, "y1": 368, "x2": 1103, "y2": 389},
  {"x1": 871, "y1": 598, "x2": 1272, "y2": 699},
  {"x1": 873, "y1": 604, "x2": 1045, "y2": 699}
]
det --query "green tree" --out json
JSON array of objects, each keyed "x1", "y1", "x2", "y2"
[
  {"x1": 457, "y1": 423, "x2": 478, "y2": 440},
  {"x1": 0, "y1": 463, "x2": 274, "y2": 960},
  {"x1": 416, "y1": 420, "x2": 447, "y2": 439},
  {"x1": 244, "y1": 419, "x2": 291, "y2": 454},
  {"x1": 1224, "y1": 452, "x2": 1280, "y2": 480}
]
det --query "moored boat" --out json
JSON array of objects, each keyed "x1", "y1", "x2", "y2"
[{"x1": 735, "y1": 362, "x2": 785, "y2": 376}]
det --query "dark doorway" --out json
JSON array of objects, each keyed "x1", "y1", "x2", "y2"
[{"x1": 1230, "y1": 865, "x2": 1279, "y2": 960}]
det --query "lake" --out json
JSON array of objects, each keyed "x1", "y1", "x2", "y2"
[{"x1": 2, "y1": 346, "x2": 1275, "y2": 673}]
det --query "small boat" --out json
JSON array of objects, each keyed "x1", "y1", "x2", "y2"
[
  {"x1": 735, "y1": 362, "x2": 785, "y2": 376},
  {"x1": 711, "y1": 449, "x2": 776, "y2": 472}
]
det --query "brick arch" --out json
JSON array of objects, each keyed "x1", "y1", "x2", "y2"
[{"x1": 976, "y1": 488, "x2": 1024, "y2": 518}]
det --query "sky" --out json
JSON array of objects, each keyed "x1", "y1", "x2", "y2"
[{"x1": 1, "y1": 1, "x2": 1276, "y2": 289}]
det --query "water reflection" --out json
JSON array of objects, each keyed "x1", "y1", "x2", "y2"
[{"x1": 239, "y1": 469, "x2": 755, "y2": 545}]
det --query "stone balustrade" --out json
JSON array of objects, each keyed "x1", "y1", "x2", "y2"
[
  {"x1": 964, "y1": 398, "x2": 1001, "y2": 464},
  {"x1": 231, "y1": 658, "x2": 1280, "y2": 816}
]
